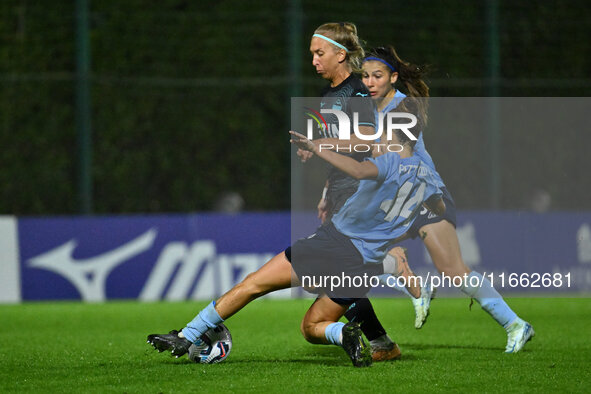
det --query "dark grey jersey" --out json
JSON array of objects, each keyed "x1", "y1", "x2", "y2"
[{"x1": 318, "y1": 74, "x2": 376, "y2": 217}]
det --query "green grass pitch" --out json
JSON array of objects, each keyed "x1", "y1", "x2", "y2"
[{"x1": 1, "y1": 297, "x2": 589, "y2": 393}]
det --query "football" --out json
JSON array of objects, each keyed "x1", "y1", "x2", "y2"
[{"x1": 187, "y1": 323, "x2": 232, "y2": 364}]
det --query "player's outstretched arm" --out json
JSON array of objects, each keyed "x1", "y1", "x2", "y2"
[
  {"x1": 311, "y1": 125, "x2": 375, "y2": 151},
  {"x1": 290, "y1": 131, "x2": 378, "y2": 180}
]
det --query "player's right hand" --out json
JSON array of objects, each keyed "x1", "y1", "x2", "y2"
[{"x1": 289, "y1": 131, "x2": 316, "y2": 153}]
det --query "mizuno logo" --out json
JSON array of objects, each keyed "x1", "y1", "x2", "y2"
[
  {"x1": 139, "y1": 241, "x2": 273, "y2": 301},
  {"x1": 27, "y1": 229, "x2": 275, "y2": 302},
  {"x1": 28, "y1": 229, "x2": 157, "y2": 301}
]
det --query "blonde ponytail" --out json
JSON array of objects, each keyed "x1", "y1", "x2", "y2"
[{"x1": 314, "y1": 22, "x2": 365, "y2": 72}]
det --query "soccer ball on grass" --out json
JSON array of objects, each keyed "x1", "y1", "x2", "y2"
[{"x1": 187, "y1": 323, "x2": 232, "y2": 364}]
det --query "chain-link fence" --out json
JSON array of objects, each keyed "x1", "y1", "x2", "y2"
[{"x1": 1, "y1": 0, "x2": 590, "y2": 214}]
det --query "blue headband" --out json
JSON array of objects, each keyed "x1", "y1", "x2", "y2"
[
  {"x1": 313, "y1": 33, "x2": 349, "y2": 53},
  {"x1": 363, "y1": 56, "x2": 396, "y2": 72}
]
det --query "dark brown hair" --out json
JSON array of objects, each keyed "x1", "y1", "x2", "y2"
[{"x1": 367, "y1": 45, "x2": 430, "y2": 140}]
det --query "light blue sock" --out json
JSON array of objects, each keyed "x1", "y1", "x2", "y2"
[
  {"x1": 182, "y1": 301, "x2": 224, "y2": 343},
  {"x1": 461, "y1": 271, "x2": 518, "y2": 329},
  {"x1": 325, "y1": 322, "x2": 345, "y2": 346}
]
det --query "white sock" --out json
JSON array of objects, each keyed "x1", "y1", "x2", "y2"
[{"x1": 460, "y1": 271, "x2": 518, "y2": 329}]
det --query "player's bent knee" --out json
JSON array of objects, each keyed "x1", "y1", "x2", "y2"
[
  {"x1": 300, "y1": 317, "x2": 322, "y2": 344},
  {"x1": 300, "y1": 322, "x2": 317, "y2": 344},
  {"x1": 300, "y1": 320, "x2": 310, "y2": 342}
]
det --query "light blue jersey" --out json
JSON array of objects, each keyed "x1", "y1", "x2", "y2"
[
  {"x1": 332, "y1": 152, "x2": 442, "y2": 264},
  {"x1": 375, "y1": 89, "x2": 407, "y2": 124},
  {"x1": 378, "y1": 91, "x2": 445, "y2": 189}
]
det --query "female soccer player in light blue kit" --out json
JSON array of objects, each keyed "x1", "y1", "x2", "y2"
[
  {"x1": 147, "y1": 24, "x2": 445, "y2": 365},
  {"x1": 350, "y1": 46, "x2": 534, "y2": 353},
  {"x1": 148, "y1": 122, "x2": 443, "y2": 367}
]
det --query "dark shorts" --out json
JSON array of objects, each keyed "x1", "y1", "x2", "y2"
[
  {"x1": 284, "y1": 222, "x2": 382, "y2": 301},
  {"x1": 407, "y1": 187, "x2": 457, "y2": 239},
  {"x1": 329, "y1": 296, "x2": 361, "y2": 306}
]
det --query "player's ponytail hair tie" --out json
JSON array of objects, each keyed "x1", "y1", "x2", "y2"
[
  {"x1": 313, "y1": 33, "x2": 349, "y2": 53},
  {"x1": 363, "y1": 56, "x2": 396, "y2": 72}
]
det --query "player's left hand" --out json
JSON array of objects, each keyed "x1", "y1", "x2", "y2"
[{"x1": 297, "y1": 148, "x2": 314, "y2": 163}]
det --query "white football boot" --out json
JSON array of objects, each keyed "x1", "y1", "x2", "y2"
[
  {"x1": 505, "y1": 318, "x2": 535, "y2": 353},
  {"x1": 412, "y1": 282, "x2": 435, "y2": 329}
]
